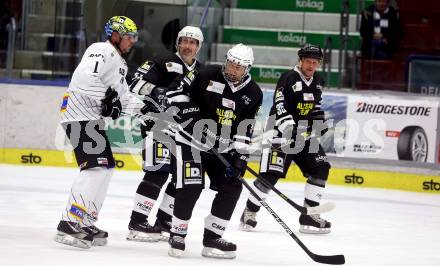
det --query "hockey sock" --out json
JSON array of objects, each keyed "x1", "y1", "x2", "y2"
[
  {"x1": 156, "y1": 182, "x2": 177, "y2": 226},
  {"x1": 62, "y1": 167, "x2": 113, "y2": 226},
  {"x1": 204, "y1": 213, "x2": 229, "y2": 239},
  {"x1": 304, "y1": 180, "x2": 325, "y2": 207},
  {"x1": 131, "y1": 171, "x2": 168, "y2": 223}
]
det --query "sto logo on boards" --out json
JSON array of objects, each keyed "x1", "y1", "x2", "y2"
[
  {"x1": 21, "y1": 153, "x2": 42, "y2": 164},
  {"x1": 344, "y1": 173, "x2": 364, "y2": 184}
]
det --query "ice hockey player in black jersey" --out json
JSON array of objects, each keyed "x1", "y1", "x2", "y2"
[
  {"x1": 167, "y1": 43, "x2": 263, "y2": 259},
  {"x1": 239, "y1": 43, "x2": 332, "y2": 234},
  {"x1": 126, "y1": 26, "x2": 204, "y2": 242}
]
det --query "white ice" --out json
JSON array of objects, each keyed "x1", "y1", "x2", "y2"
[{"x1": 1, "y1": 164, "x2": 439, "y2": 266}]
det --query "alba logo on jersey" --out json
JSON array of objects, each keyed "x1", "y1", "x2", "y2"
[{"x1": 297, "y1": 102, "x2": 314, "y2": 116}]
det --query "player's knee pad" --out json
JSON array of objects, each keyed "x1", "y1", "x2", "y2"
[{"x1": 307, "y1": 164, "x2": 330, "y2": 186}]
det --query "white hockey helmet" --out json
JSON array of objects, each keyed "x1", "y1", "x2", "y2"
[
  {"x1": 175, "y1": 26, "x2": 204, "y2": 54},
  {"x1": 223, "y1": 43, "x2": 254, "y2": 82}
]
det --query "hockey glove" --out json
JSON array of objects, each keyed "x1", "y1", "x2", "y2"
[
  {"x1": 180, "y1": 69, "x2": 198, "y2": 94},
  {"x1": 310, "y1": 110, "x2": 329, "y2": 136},
  {"x1": 101, "y1": 87, "x2": 122, "y2": 120},
  {"x1": 225, "y1": 150, "x2": 248, "y2": 181}
]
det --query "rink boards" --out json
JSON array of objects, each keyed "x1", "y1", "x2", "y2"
[{"x1": 1, "y1": 147, "x2": 439, "y2": 194}]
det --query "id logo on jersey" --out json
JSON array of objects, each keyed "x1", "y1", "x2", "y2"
[
  {"x1": 268, "y1": 151, "x2": 285, "y2": 173},
  {"x1": 154, "y1": 142, "x2": 170, "y2": 164},
  {"x1": 184, "y1": 161, "x2": 202, "y2": 185}
]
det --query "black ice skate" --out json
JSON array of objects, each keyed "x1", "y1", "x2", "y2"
[
  {"x1": 168, "y1": 234, "x2": 185, "y2": 258},
  {"x1": 239, "y1": 207, "x2": 257, "y2": 231},
  {"x1": 153, "y1": 218, "x2": 171, "y2": 241},
  {"x1": 82, "y1": 225, "x2": 108, "y2": 246},
  {"x1": 202, "y1": 237, "x2": 237, "y2": 259},
  {"x1": 54, "y1": 221, "x2": 93, "y2": 249},
  {"x1": 127, "y1": 220, "x2": 161, "y2": 242},
  {"x1": 299, "y1": 214, "x2": 331, "y2": 234}
]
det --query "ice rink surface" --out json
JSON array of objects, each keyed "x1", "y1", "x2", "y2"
[{"x1": 1, "y1": 164, "x2": 439, "y2": 266}]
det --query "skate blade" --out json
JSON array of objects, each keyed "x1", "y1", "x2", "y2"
[
  {"x1": 159, "y1": 231, "x2": 170, "y2": 241},
  {"x1": 92, "y1": 238, "x2": 108, "y2": 246},
  {"x1": 54, "y1": 232, "x2": 92, "y2": 249},
  {"x1": 126, "y1": 230, "x2": 161, "y2": 242},
  {"x1": 299, "y1": 225, "x2": 331, "y2": 234},
  {"x1": 201, "y1": 247, "x2": 236, "y2": 259},
  {"x1": 168, "y1": 247, "x2": 184, "y2": 258},
  {"x1": 239, "y1": 223, "x2": 255, "y2": 232}
]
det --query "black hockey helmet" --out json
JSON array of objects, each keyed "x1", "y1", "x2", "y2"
[{"x1": 298, "y1": 43, "x2": 323, "y2": 61}]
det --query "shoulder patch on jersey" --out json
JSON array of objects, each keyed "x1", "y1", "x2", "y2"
[
  {"x1": 138, "y1": 61, "x2": 153, "y2": 73},
  {"x1": 222, "y1": 98, "x2": 236, "y2": 110},
  {"x1": 165, "y1": 62, "x2": 183, "y2": 74},
  {"x1": 206, "y1": 80, "x2": 225, "y2": 94},
  {"x1": 292, "y1": 81, "x2": 302, "y2": 92},
  {"x1": 303, "y1": 93, "x2": 314, "y2": 101}
]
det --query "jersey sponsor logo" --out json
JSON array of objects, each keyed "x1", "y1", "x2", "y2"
[
  {"x1": 356, "y1": 102, "x2": 432, "y2": 116},
  {"x1": 211, "y1": 223, "x2": 226, "y2": 231},
  {"x1": 222, "y1": 98, "x2": 235, "y2": 110},
  {"x1": 119, "y1": 68, "x2": 126, "y2": 76},
  {"x1": 97, "y1": 157, "x2": 108, "y2": 166},
  {"x1": 268, "y1": 151, "x2": 285, "y2": 173},
  {"x1": 206, "y1": 80, "x2": 225, "y2": 94},
  {"x1": 315, "y1": 155, "x2": 328, "y2": 163},
  {"x1": 137, "y1": 200, "x2": 154, "y2": 212},
  {"x1": 274, "y1": 88, "x2": 285, "y2": 102},
  {"x1": 303, "y1": 93, "x2": 314, "y2": 101},
  {"x1": 422, "y1": 179, "x2": 440, "y2": 191},
  {"x1": 296, "y1": 102, "x2": 314, "y2": 115},
  {"x1": 216, "y1": 108, "x2": 236, "y2": 126},
  {"x1": 165, "y1": 62, "x2": 183, "y2": 74},
  {"x1": 241, "y1": 95, "x2": 252, "y2": 105},
  {"x1": 154, "y1": 142, "x2": 171, "y2": 164},
  {"x1": 88, "y1": 53, "x2": 103, "y2": 58},
  {"x1": 139, "y1": 61, "x2": 153, "y2": 72},
  {"x1": 183, "y1": 161, "x2": 202, "y2": 185},
  {"x1": 344, "y1": 173, "x2": 364, "y2": 184},
  {"x1": 172, "y1": 223, "x2": 188, "y2": 233},
  {"x1": 292, "y1": 81, "x2": 302, "y2": 92},
  {"x1": 60, "y1": 93, "x2": 69, "y2": 113},
  {"x1": 21, "y1": 153, "x2": 42, "y2": 164}
]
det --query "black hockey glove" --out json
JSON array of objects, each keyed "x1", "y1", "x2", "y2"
[
  {"x1": 101, "y1": 87, "x2": 122, "y2": 120},
  {"x1": 225, "y1": 149, "x2": 248, "y2": 181},
  {"x1": 180, "y1": 69, "x2": 198, "y2": 94},
  {"x1": 151, "y1": 86, "x2": 170, "y2": 110},
  {"x1": 310, "y1": 110, "x2": 329, "y2": 136}
]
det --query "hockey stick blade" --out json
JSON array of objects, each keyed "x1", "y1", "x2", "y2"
[{"x1": 240, "y1": 176, "x2": 345, "y2": 265}]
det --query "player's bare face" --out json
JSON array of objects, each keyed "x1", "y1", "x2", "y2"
[
  {"x1": 299, "y1": 58, "x2": 320, "y2": 79},
  {"x1": 119, "y1": 34, "x2": 137, "y2": 54},
  {"x1": 178, "y1": 37, "x2": 199, "y2": 65},
  {"x1": 224, "y1": 61, "x2": 246, "y2": 83}
]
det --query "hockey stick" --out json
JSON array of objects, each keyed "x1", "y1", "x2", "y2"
[
  {"x1": 123, "y1": 109, "x2": 334, "y2": 216},
  {"x1": 210, "y1": 148, "x2": 345, "y2": 265},
  {"x1": 242, "y1": 164, "x2": 335, "y2": 215}
]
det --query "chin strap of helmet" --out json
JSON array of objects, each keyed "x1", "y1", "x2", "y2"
[{"x1": 110, "y1": 33, "x2": 124, "y2": 55}]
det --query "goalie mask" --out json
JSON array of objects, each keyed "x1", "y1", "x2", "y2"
[{"x1": 223, "y1": 43, "x2": 254, "y2": 83}]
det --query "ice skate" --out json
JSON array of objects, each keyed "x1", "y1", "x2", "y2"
[
  {"x1": 202, "y1": 237, "x2": 236, "y2": 259},
  {"x1": 127, "y1": 220, "x2": 161, "y2": 242},
  {"x1": 153, "y1": 218, "x2": 171, "y2": 241},
  {"x1": 82, "y1": 225, "x2": 108, "y2": 246},
  {"x1": 54, "y1": 221, "x2": 93, "y2": 249},
  {"x1": 239, "y1": 207, "x2": 257, "y2": 231},
  {"x1": 168, "y1": 234, "x2": 185, "y2": 258},
  {"x1": 299, "y1": 213, "x2": 331, "y2": 234}
]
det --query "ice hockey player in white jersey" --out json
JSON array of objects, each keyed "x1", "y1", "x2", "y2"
[{"x1": 54, "y1": 16, "x2": 155, "y2": 249}]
